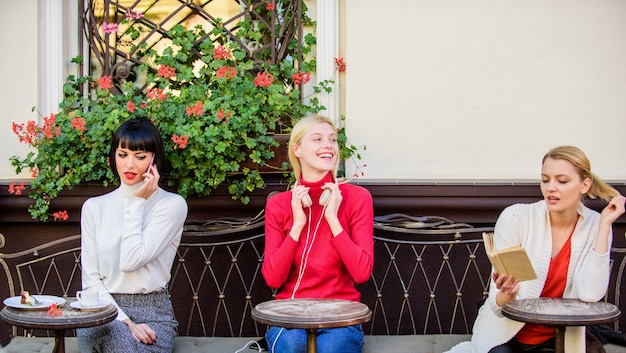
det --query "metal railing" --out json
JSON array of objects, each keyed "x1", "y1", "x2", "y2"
[{"x1": 79, "y1": 0, "x2": 306, "y2": 93}]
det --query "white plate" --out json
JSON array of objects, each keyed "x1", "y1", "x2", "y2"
[
  {"x1": 3, "y1": 295, "x2": 66, "y2": 311},
  {"x1": 70, "y1": 300, "x2": 109, "y2": 311}
]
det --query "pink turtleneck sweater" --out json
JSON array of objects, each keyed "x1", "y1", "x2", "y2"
[{"x1": 262, "y1": 173, "x2": 374, "y2": 301}]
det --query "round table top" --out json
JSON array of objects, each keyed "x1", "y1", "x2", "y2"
[
  {"x1": 252, "y1": 298, "x2": 372, "y2": 329},
  {"x1": 1, "y1": 298, "x2": 117, "y2": 330},
  {"x1": 502, "y1": 298, "x2": 621, "y2": 327}
]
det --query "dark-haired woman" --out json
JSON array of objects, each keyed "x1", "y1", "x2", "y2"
[{"x1": 77, "y1": 118, "x2": 187, "y2": 353}]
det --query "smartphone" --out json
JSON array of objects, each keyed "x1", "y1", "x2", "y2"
[{"x1": 147, "y1": 154, "x2": 155, "y2": 174}]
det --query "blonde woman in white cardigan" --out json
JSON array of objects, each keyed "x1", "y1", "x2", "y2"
[{"x1": 446, "y1": 146, "x2": 625, "y2": 353}]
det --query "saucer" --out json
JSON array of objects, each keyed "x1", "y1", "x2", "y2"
[
  {"x1": 3, "y1": 295, "x2": 66, "y2": 311},
  {"x1": 70, "y1": 300, "x2": 109, "y2": 311}
]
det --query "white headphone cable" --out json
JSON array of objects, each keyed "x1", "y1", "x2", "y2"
[
  {"x1": 271, "y1": 203, "x2": 327, "y2": 353},
  {"x1": 292, "y1": 204, "x2": 326, "y2": 297}
]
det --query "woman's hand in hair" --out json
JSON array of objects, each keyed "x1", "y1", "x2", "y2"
[
  {"x1": 600, "y1": 194, "x2": 626, "y2": 226},
  {"x1": 594, "y1": 194, "x2": 626, "y2": 254}
]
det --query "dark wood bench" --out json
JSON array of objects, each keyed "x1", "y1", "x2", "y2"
[{"x1": 0, "y1": 214, "x2": 623, "y2": 353}]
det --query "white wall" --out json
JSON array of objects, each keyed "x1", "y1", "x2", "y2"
[
  {"x1": 344, "y1": 0, "x2": 626, "y2": 182},
  {"x1": 0, "y1": 1, "x2": 39, "y2": 180},
  {"x1": 2, "y1": 1, "x2": 626, "y2": 184}
]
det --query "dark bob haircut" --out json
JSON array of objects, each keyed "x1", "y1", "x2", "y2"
[{"x1": 109, "y1": 118, "x2": 165, "y2": 178}]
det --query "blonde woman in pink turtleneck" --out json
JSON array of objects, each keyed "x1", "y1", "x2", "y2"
[{"x1": 261, "y1": 115, "x2": 374, "y2": 353}]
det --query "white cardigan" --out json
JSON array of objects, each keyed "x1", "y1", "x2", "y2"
[{"x1": 446, "y1": 200, "x2": 611, "y2": 353}]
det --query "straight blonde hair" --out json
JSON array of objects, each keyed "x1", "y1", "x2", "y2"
[{"x1": 288, "y1": 115, "x2": 340, "y2": 181}]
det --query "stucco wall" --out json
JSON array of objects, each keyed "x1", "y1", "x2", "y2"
[
  {"x1": 343, "y1": 0, "x2": 626, "y2": 182},
  {"x1": 2, "y1": 1, "x2": 626, "y2": 184},
  {"x1": 0, "y1": 1, "x2": 39, "y2": 180}
]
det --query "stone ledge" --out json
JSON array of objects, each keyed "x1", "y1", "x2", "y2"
[{"x1": 1, "y1": 335, "x2": 624, "y2": 353}]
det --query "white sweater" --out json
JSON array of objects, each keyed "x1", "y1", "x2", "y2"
[
  {"x1": 80, "y1": 182, "x2": 188, "y2": 321},
  {"x1": 446, "y1": 200, "x2": 611, "y2": 353}
]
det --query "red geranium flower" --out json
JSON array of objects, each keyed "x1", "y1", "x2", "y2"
[
  {"x1": 171, "y1": 134, "x2": 189, "y2": 150},
  {"x1": 292, "y1": 71, "x2": 311, "y2": 85},
  {"x1": 253, "y1": 72, "x2": 274, "y2": 88},
  {"x1": 213, "y1": 44, "x2": 232, "y2": 61},
  {"x1": 335, "y1": 57, "x2": 346, "y2": 72},
  {"x1": 8, "y1": 181, "x2": 26, "y2": 195},
  {"x1": 53, "y1": 210, "x2": 69, "y2": 221},
  {"x1": 216, "y1": 66, "x2": 237, "y2": 80},
  {"x1": 147, "y1": 88, "x2": 166, "y2": 101},
  {"x1": 97, "y1": 76, "x2": 113, "y2": 90},
  {"x1": 157, "y1": 65, "x2": 176, "y2": 79},
  {"x1": 186, "y1": 101, "x2": 204, "y2": 117},
  {"x1": 70, "y1": 117, "x2": 86, "y2": 133}
]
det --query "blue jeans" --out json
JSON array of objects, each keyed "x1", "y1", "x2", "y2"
[{"x1": 265, "y1": 324, "x2": 364, "y2": 353}]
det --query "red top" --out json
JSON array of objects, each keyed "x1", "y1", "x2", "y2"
[
  {"x1": 515, "y1": 223, "x2": 576, "y2": 345},
  {"x1": 261, "y1": 172, "x2": 374, "y2": 301}
]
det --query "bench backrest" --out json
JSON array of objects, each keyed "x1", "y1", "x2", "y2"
[{"x1": 0, "y1": 215, "x2": 623, "y2": 344}]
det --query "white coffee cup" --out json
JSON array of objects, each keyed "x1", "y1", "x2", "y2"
[{"x1": 76, "y1": 290, "x2": 99, "y2": 307}]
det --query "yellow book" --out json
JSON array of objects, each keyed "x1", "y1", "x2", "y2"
[{"x1": 482, "y1": 232, "x2": 537, "y2": 282}]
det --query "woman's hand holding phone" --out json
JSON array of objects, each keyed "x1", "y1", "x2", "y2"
[{"x1": 137, "y1": 154, "x2": 159, "y2": 200}]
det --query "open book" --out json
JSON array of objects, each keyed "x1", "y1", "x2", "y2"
[{"x1": 482, "y1": 232, "x2": 537, "y2": 282}]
